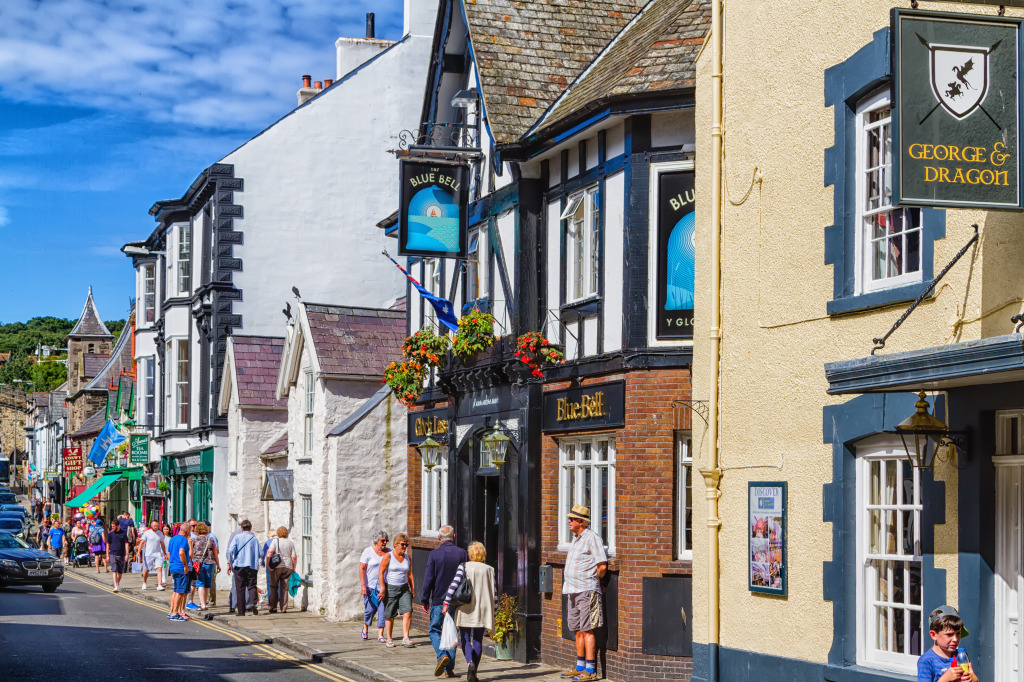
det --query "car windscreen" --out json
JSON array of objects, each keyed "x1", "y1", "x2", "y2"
[
  {"x1": 0, "y1": 521, "x2": 22, "y2": 531},
  {"x1": 0, "y1": 533, "x2": 28, "y2": 549}
]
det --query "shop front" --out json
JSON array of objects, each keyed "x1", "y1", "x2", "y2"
[
  {"x1": 160, "y1": 447, "x2": 214, "y2": 523},
  {"x1": 141, "y1": 473, "x2": 168, "y2": 525}
]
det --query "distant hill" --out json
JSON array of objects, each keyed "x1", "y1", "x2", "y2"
[{"x1": 0, "y1": 317, "x2": 127, "y2": 392}]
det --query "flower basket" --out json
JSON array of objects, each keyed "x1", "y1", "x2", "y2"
[
  {"x1": 383, "y1": 360, "x2": 427, "y2": 407},
  {"x1": 402, "y1": 327, "x2": 450, "y2": 370},
  {"x1": 453, "y1": 310, "x2": 497, "y2": 360},
  {"x1": 513, "y1": 331, "x2": 564, "y2": 378},
  {"x1": 490, "y1": 593, "x2": 518, "y2": 655}
]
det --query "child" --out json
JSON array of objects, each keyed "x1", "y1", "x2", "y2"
[{"x1": 917, "y1": 605, "x2": 978, "y2": 682}]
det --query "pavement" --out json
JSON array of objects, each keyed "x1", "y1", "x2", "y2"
[{"x1": 64, "y1": 563, "x2": 563, "y2": 682}]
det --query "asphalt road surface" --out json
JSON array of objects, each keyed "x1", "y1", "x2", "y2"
[{"x1": 0, "y1": 573, "x2": 369, "y2": 682}]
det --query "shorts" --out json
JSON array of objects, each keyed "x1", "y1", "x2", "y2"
[
  {"x1": 196, "y1": 563, "x2": 215, "y2": 588},
  {"x1": 171, "y1": 571, "x2": 191, "y2": 594},
  {"x1": 384, "y1": 583, "x2": 412, "y2": 619},
  {"x1": 109, "y1": 554, "x2": 127, "y2": 574},
  {"x1": 142, "y1": 553, "x2": 163, "y2": 571},
  {"x1": 567, "y1": 590, "x2": 603, "y2": 633}
]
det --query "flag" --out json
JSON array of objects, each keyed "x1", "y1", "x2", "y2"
[
  {"x1": 384, "y1": 252, "x2": 459, "y2": 333},
  {"x1": 87, "y1": 420, "x2": 127, "y2": 467}
]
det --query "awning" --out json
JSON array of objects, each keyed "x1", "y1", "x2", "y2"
[
  {"x1": 66, "y1": 474, "x2": 122, "y2": 508},
  {"x1": 260, "y1": 470, "x2": 294, "y2": 501}
]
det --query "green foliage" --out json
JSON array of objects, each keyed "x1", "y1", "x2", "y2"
[
  {"x1": 106, "y1": 319, "x2": 126, "y2": 341},
  {"x1": 491, "y1": 593, "x2": 519, "y2": 643},
  {"x1": 0, "y1": 317, "x2": 75, "y2": 356},
  {"x1": 31, "y1": 357, "x2": 68, "y2": 392},
  {"x1": 0, "y1": 315, "x2": 120, "y2": 392},
  {"x1": 0, "y1": 354, "x2": 32, "y2": 386},
  {"x1": 402, "y1": 327, "x2": 450, "y2": 370}
]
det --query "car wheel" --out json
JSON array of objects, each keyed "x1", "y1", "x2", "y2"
[{"x1": 41, "y1": 583, "x2": 59, "y2": 593}]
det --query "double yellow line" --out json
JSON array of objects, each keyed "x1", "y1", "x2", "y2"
[{"x1": 64, "y1": 573, "x2": 358, "y2": 682}]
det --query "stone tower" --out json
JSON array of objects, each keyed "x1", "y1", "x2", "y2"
[{"x1": 66, "y1": 287, "x2": 113, "y2": 432}]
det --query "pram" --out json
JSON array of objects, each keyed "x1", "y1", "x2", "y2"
[{"x1": 71, "y1": 535, "x2": 92, "y2": 567}]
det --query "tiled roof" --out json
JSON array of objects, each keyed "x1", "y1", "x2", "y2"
[
  {"x1": 231, "y1": 335, "x2": 286, "y2": 408},
  {"x1": 32, "y1": 392, "x2": 48, "y2": 407},
  {"x1": 69, "y1": 408, "x2": 105, "y2": 439},
  {"x1": 85, "y1": 322, "x2": 134, "y2": 391},
  {"x1": 0, "y1": 352, "x2": 9, "y2": 362},
  {"x1": 83, "y1": 353, "x2": 112, "y2": 381},
  {"x1": 304, "y1": 304, "x2": 406, "y2": 377},
  {"x1": 464, "y1": 0, "x2": 644, "y2": 144},
  {"x1": 536, "y1": 0, "x2": 709, "y2": 134},
  {"x1": 69, "y1": 287, "x2": 113, "y2": 338},
  {"x1": 262, "y1": 432, "x2": 288, "y2": 455}
]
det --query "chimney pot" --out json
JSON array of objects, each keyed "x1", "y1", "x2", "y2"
[
  {"x1": 366, "y1": 12, "x2": 375, "y2": 39},
  {"x1": 324, "y1": 79, "x2": 333, "y2": 88},
  {"x1": 302, "y1": 74, "x2": 311, "y2": 88},
  {"x1": 314, "y1": 81, "x2": 322, "y2": 89}
]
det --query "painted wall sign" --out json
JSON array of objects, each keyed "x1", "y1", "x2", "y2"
[
  {"x1": 398, "y1": 160, "x2": 469, "y2": 258},
  {"x1": 456, "y1": 387, "x2": 515, "y2": 419},
  {"x1": 129, "y1": 435, "x2": 150, "y2": 465},
  {"x1": 407, "y1": 406, "x2": 449, "y2": 442},
  {"x1": 748, "y1": 482, "x2": 786, "y2": 596},
  {"x1": 63, "y1": 447, "x2": 83, "y2": 475},
  {"x1": 657, "y1": 170, "x2": 696, "y2": 338},
  {"x1": 892, "y1": 9, "x2": 1024, "y2": 210},
  {"x1": 542, "y1": 381, "x2": 626, "y2": 433}
]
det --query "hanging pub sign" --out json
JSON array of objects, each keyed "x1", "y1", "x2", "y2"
[
  {"x1": 892, "y1": 9, "x2": 1024, "y2": 210},
  {"x1": 129, "y1": 434, "x2": 150, "y2": 464},
  {"x1": 398, "y1": 159, "x2": 469, "y2": 258},
  {"x1": 63, "y1": 447, "x2": 83, "y2": 475},
  {"x1": 542, "y1": 380, "x2": 626, "y2": 433},
  {"x1": 748, "y1": 482, "x2": 786, "y2": 596},
  {"x1": 656, "y1": 170, "x2": 695, "y2": 338}
]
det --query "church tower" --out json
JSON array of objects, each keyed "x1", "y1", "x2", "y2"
[{"x1": 66, "y1": 288, "x2": 113, "y2": 429}]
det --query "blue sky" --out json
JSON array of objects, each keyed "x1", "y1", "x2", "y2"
[{"x1": 0, "y1": 0, "x2": 404, "y2": 323}]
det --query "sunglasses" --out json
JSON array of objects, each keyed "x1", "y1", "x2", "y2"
[{"x1": 397, "y1": 542, "x2": 409, "y2": 547}]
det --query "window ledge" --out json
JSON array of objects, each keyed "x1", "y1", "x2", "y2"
[
  {"x1": 228, "y1": 471, "x2": 237, "y2": 476},
  {"x1": 295, "y1": 458, "x2": 312, "y2": 464},
  {"x1": 560, "y1": 296, "x2": 601, "y2": 315},
  {"x1": 826, "y1": 281, "x2": 930, "y2": 316}
]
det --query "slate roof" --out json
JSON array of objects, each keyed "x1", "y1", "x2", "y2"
[
  {"x1": 262, "y1": 432, "x2": 288, "y2": 456},
  {"x1": 48, "y1": 391, "x2": 67, "y2": 422},
  {"x1": 231, "y1": 335, "x2": 286, "y2": 408},
  {"x1": 304, "y1": 304, "x2": 406, "y2": 377},
  {"x1": 84, "y1": 323, "x2": 134, "y2": 391},
  {"x1": 463, "y1": 0, "x2": 645, "y2": 144},
  {"x1": 535, "y1": 0, "x2": 709, "y2": 134},
  {"x1": 69, "y1": 408, "x2": 105, "y2": 439},
  {"x1": 69, "y1": 287, "x2": 113, "y2": 338},
  {"x1": 83, "y1": 353, "x2": 112, "y2": 382}
]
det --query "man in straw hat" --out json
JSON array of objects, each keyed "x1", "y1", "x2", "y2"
[{"x1": 560, "y1": 505, "x2": 608, "y2": 682}]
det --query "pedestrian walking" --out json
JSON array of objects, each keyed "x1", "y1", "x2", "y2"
[
  {"x1": 201, "y1": 520, "x2": 219, "y2": 607},
  {"x1": 137, "y1": 520, "x2": 167, "y2": 590},
  {"x1": 46, "y1": 522, "x2": 66, "y2": 562},
  {"x1": 359, "y1": 530, "x2": 389, "y2": 642},
  {"x1": 442, "y1": 541, "x2": 496, "y2": 682},
  {"x1": 261, "y1": 527, "x2": 277, "y2": 606},
  {"x1": 189, "y1": 522, "x2": 219, "y2": 611},
  {"x1": 226, "y1": 518, "x2": 260, "y2": 616},
  {"x1": 36, "y1": 519, "x2": 50, "y2": 550},
  {"x1": 264, "y1": 526, "x2": 297, "y2": 614},
  {"x1": 420, "y1": 525, "x2": 467, "y2": 677},
  {"x1": 106, "y1": 519, "x2": 130, "y2": 592},
  {"x1": 559, "y1": 505, "x2": 608, "y2": 682},
  {"x1": 167, "y1": 523, "x2": 191, "y2": 621},
  {"x1": 377, "y1": 532, "x2": 415, "y2": 648},
  {"x1": 186, "y1": 519, "x2": 201, "y2": 609},
  {"x1": 88, "y1": 516, "x2": 107, "y2": 573}
]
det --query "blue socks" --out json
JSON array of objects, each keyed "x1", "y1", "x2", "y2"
[
  {"x1": 586, "y1": 659, "x2": 596, "y2": 674},
  {"x1": 576, "y1": 657, "x2": 585, "y2": 672}
]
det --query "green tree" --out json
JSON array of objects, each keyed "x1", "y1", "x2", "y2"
[{"x1": 30, "y1": 357, "x2": 68, "y2": 392}]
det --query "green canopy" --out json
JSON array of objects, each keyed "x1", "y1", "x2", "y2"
[{"x1": 66, "y1": 473, "x2": 122, "y2": 508}]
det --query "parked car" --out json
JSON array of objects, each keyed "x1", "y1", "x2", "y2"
[
  {"x1": 0, "y1": 505, "x2": 29, "y2": 518},
  {"x1": 0, "y1": 518, "x2": 28, "y2": 542},
  {"x1": 0, "y1": 532, "x2": 63, "y2": 592},
  {"x1": 0, "y1": 493, "x2": 17, "y2": 505}
]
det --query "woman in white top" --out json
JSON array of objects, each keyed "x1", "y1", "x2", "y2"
[
  {"x1": 358, "y1": 530, "x2": 389, "y2": 642},
  {"x1": 264, "y1": 526, "x2": 298, "y2": 613},
  {"x1": 377, "y1": 531, "x2": 416, "y2": 648}
]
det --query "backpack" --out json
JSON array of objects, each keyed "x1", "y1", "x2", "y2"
[
  {"x1": 126, "y1": 524, "x2": 137, "y2": 544},
  {"x1": 88, "y1": 526, "x2": 103, "y2": 545}
]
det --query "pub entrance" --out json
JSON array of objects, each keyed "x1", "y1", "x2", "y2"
[{"x1": 473, "y1": 470, "x2": 500, "y2": 574}]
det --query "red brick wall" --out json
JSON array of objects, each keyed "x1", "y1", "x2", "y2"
[
  {"x1": 407, "y1": 402, "x2": 447, "y2": 632},
  {"x1": 539, "y1": 368, "x2": 694, "y2": 681}
]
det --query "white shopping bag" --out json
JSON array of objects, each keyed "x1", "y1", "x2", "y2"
[{"x1": 439, "y1": 612, "x2": 458, "y2": 650}]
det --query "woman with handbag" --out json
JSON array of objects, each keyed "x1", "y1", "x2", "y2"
[
  {"x1": 358, "y1": 530, "x2": 389, "y2": 642},
  {"x1": 443, "y1": 542, "x2": 496, "y2": 682},
  {"x1": 189, "y1": 522, "x2": 219, "y2": 611},
  {"x1": 264, "y1": 526, "x2": 297, "y2": 613}
]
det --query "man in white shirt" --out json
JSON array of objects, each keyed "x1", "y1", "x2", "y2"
[
  {"x1": 560, "y1": 505, "x2": 608, "y2": 682},
  {"x1": 137, "y1": 520, "x2": 168, "y2": 590}
]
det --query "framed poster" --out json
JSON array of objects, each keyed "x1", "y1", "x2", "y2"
[
  {"x1": 129, "y1": 435, "x2": 149, "y2": 464},
  {"x1": 892, "y1": 9, "x2": 1024, "y2": 210},
  {"x1": 748, "y1": 481, "x2": 786, "y2": 596},
  {"x1": 397, "y1": 159, "x2": 469, "y2": 258},
  {"x1": 656, "y1": 169, "x2": 695, "y2": 338}
]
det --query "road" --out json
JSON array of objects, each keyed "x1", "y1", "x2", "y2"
[{"x1": 0, "y1": 573, "x2": 369, "y2": 682}]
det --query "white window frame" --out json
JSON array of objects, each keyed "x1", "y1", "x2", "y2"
[
  {"x1": 422, "y1": 258, "x2": 441, "y2": 330},
  {"x1": 562, "y1": 185, "x2": 600, "y2": 303},
  {"x1": 466, "y1": 225, "x2": 488, "y2": 303},
  {"x1": 300, "y1": 494, "x2": 313, "y2": 576},
  {"x1": 855, "y1": 91, "x2": 923, "y2": 294},
  {"x1": 142, "y1": 264, "x2": 156, "y2": 323},
  {"x1": 173, "y1": 339, "x2": 189, "y2": 428},
  {"x1": 143, "y1": 356, "x2": 155, "y2": 429},
  {"x1": 420, "y1": 454, "x2": 448, "y2": 537},
  {"x1": 303, "y1": 370, "x2": 314, "y2": 456},
  {"x1": 676, "y1": 431, "x2": 693, "y2": 560},
  {"x1": 558, "y1": 434, "x2": 615, "y2": 554},
  {"x1": 855, "y1": 439, "x2": 924, "y2": 674},
  {"x1": 177, "y1": 223, "x2": 192, "y2": 295}
]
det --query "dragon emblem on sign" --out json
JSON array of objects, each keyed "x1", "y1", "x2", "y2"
[{"x1": 919, "y1": 33, "x2": 1002, "y2": 122}]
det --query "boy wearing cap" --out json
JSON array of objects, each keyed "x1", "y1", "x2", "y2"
[
  {"x1": 560, "y1": 505, "x2": 608, "y2": 682},
  {"x1": 917, "y1": 605, "x2": 978, "y2": 682}
]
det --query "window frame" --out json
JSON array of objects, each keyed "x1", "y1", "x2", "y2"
[
  {"x1": 465, "y1": 224, "x2": 489, "y2": 304},
  {"x1": 675, "y1": 431, "x2": 693, "y2": 561},
  {"x1": 421, "y1": 258, "x2": 442, "y2": 330},
  {"x1": 144, "y1": 356, "x2": 155, "y2": 429},
  {"x1": 563, "y1": 184, "x2": 601, "y2": 303},
  {"x1": 300, "y1": 494, "x2": 313, "y2": 576},
  {"x1": 177, "y1": 223, "x2": 192, "y2": 296},
  {"x1": 855, "y1": 440, "x2": 924, "y2": 674},
  {"x1": 557, "y1": 434, "x2": 616, "y2": 554},
  {"x1": 420, "y1": 452, "x2": 448, "y2": 537},
  {"x1": 173, "y1": 339, "x2": 190, "y2": 428},
  {"x1": 303, "y1": 370, "x2": 314, "y2": 456},
  {"x1": 142, "y1": 264, "x2": 156, "y2": 323},
  {"x1": 855, "y1": 91, "x2": 923, "y2": 295}
]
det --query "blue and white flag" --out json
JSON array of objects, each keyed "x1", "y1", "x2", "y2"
[
  {"x1": 88, "y1": 420, "x2": 127, "y2": 466},
  {"x1": 384, "y1": 252, "x2": 459, "y2": 333}
]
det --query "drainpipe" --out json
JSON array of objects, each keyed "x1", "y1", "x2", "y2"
[{"x1": 698, "y1": 0, "x2": 724, "y2": 681}]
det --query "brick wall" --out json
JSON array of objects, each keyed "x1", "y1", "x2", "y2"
[{"x1": 539, "y1": 368, "x2": 694, "y2": 681}]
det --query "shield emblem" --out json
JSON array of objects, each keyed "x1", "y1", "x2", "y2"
[{"x1": 927, "y1": 42, "x2": 992, "y2": 120}]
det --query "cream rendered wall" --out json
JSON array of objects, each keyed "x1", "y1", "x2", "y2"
[{"x1": 688, "y1": 0, "x2": 1024, "y2": 666}]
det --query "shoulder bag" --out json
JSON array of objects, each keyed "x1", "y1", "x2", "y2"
[
  {"x1": 449, "y1": 563, "x2": 473, "y2": 607},
  {"x1": 191, "y1": 536, "x2": 210, "y2": 577},
  {"x1": 268, "y1": 538, "x2": 283, "y2": 569}
]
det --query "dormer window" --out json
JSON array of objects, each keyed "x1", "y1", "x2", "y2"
[{"x1": 562, "y1": 185, "x2": 600, "y2": 302}]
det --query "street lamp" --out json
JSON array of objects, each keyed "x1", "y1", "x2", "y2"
[
  {"x1": 482, "y1": 429, "x2": 511, "y2": 469},
  {"x1": 418, "y1": 435, "x2": 442, "y2": 470},
  {"x1": 894, "y1": 391, "x2": 967, "y2": 469}
]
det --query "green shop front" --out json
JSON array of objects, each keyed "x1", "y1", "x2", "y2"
[
  {"x1": 160, "y1": 448, "x2": 214, "y2": 523},
  {"x1": 64, "y1": 466, "x2": 145, "y2": 523}
]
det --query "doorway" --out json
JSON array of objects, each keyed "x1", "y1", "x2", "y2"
[
  {"x1": 475, "y1": 473, "x2": 500, "y2": 571},
  {"x1": 994, "y1": 456, "x2": 1024, "y2": 682}
]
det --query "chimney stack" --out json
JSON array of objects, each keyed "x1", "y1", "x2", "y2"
[
  {"x1": 324, "y1": 79, "x2": 333, "y2": 88},
  {"x1": 302, "y1": 74, "x2": 311, "y2": 88},
  {"x1": 297, "y1": 74, "x2": 322, "y2": 107},
  {"x1": 366, "y1": 13, "x2": 375, "y2": 39}
]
